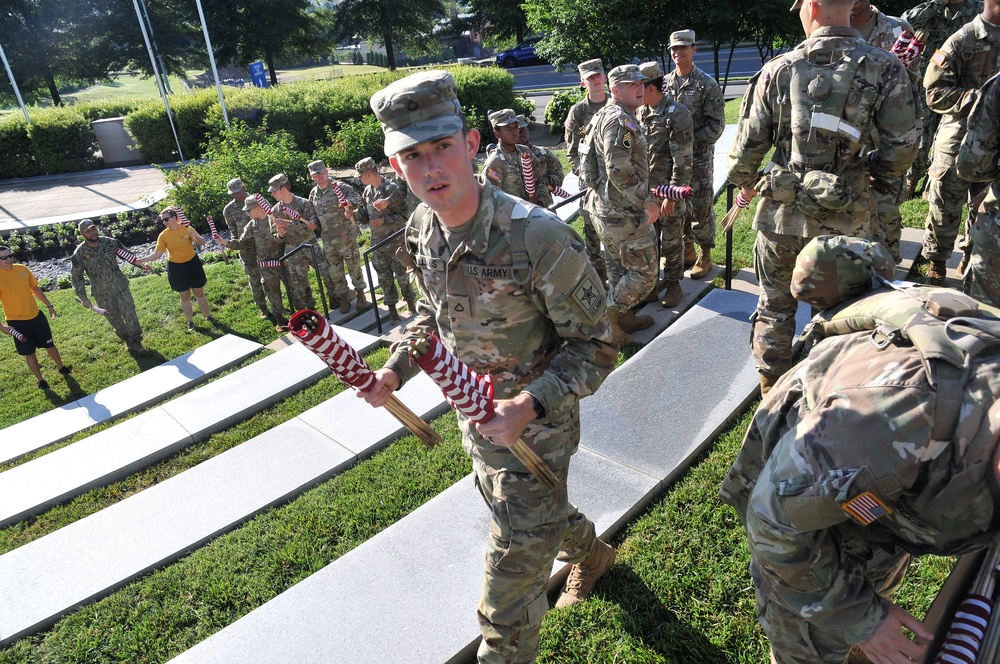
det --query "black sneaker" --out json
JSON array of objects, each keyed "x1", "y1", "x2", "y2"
[
  {"x1": 58, "y1": 365, "x2": 72, "y2": 376},
  {"x1": 187, "y1": 322, "x2": 195, "y2": 332},
  {"x1": 37, "y1": 379, "x2": 49, "y2": 389}
]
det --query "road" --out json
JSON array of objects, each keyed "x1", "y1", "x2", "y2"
[{"x1": 509, "y1": 46, "x2": 772, "y2": 91}]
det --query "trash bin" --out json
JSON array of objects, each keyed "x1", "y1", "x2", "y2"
[{"x1": 91, "y1": 117, "x2": 144, "y2": 167}]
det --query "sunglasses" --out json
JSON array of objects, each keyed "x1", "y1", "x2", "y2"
[{"x1": 0, "y1": 254, "x2": 13, "y2": 260}]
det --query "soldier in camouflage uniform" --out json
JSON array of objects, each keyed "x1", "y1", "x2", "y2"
[
  {"x1": 902, "y1": 0, "x2": 984, "y2": 197},
  {"x1": 564, "y1": 59, "x2": 608, "y2": 283},
  {"x1": 269, "y1": 173, "x2": 323, "y2": 311},
  {"x1": 70, "y1": 219, "x2": 147, "y2": 354},
  {"x1": 516, "y1": 114, "x2": 565, "y2": 198},
  {"x1": 957, "y1": 71, "x2": 1000, "y2": 307},
  {"x1": 582, "y1": 64, "x2": 661, "y2": 345},
  {"x1": 222, "y1": 178, "x2": 269, "y2": 319},
  {"x1": 720, "y1": 235, "x2": 1000, "y2": 664},
  {"x1": 851, "y1": 1, "x2": 917, "y2": 263},
  {"x1": 920, "y1": 0, "x2": 1000, "y2": 285},
  {"x1": 363, "y1": 70, "x2": 617, "y2": 664},
  {"x1": 665, "y1": 29, "x2": 726, "y2": 280},
  {"x1": 308, "y1": 159, "x2": 368, "y2": 314},
  {"x1": 728, "y1": 0, "x2": 919, "y2": 393},
  {"x1": 482, "y1": 109, "x2": 554, "y2": 207},
  {"x1": 354, "y1": 157, "x2": 416, "y2": 322},
  {"x1": 637, "y1": 60, "x2": 694, "y2": 308}
]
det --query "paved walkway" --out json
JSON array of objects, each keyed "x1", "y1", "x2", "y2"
[{"x1": 0, "y1": 164, "x2": 177, "y2": 234}]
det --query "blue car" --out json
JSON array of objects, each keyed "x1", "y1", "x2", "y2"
[{"x1": 495, "y1": 37, "x2": 545, "y2": 68}]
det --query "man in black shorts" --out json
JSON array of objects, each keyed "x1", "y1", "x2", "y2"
[{"x1": 0, "y1": 245, "x2": 72, "y2": 389}]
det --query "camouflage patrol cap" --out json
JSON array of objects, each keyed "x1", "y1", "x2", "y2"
[
  {"x1": 242, "y1": 195, "x2": 261, "y2": 212},
  {"x1": 227, "y1": 178, "x2": 245, "y2": 194},
  {"x1": 608, "y1": 64, "x2": 646, "y2": 87},
  {"x1": 791, "y1": 236, "x2": 896, "y2": 309},
  {"x1": 308, "y1": 160, "x2": 327, "y2": 175},
  {"x1": 669, "y1": 30, "x2": 696, "y2": 48},
  {"x1": 268, "y1": 173, "x2": 290, "y2": 192},
  {"x1": 639, "y1": 61, "x2": 664, "y2": 82},
  {"x1": 370, "y1": 70, "x2": 464, "y2": 156},
  {"x1": 489, "y1": 109, "x2": 519, "y2": 128},
  {"x1": 355, "y1": 157, "x2": 377, "y2": 175},
  {"x1": 578, "y1": 58, "x2": 604, "y2": 80},
  {"x1": 515, "y1": 114, "x2": 528, "y2": 128},
  {"x1": 78, "y1": 218, "x2": 96, "y2": 233}
]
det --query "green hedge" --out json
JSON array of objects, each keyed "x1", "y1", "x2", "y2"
[
  {"x1": 26, "y1": 105, "x2": 101, "y2": 174},
  {"x1": 124, "y1": 88, "x2": 219, "y2": 163},
  {"x1": 0, "y1": 114, "x2": 40, "y2": 179},
  {"x1": 544, "y1": 88, "x2": 585, "y2": 135}
]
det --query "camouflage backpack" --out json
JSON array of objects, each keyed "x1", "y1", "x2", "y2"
[
  {"x1": 793, "y1": 236, "x2": 1000, "y2": 443},
  {"x1": 578, "y1": 116, "x2": 602, "y2": 190}
]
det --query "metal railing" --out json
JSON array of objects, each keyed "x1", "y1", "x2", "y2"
[{"x1": 279, "y1": 242, "x2": 331, "y2": 319}]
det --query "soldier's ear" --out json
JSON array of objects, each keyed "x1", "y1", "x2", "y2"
[
  {"x1": 389, "y1": 155, "x2": 405, "y2": 181},
  {"x1": 466, "y1": 129, "x2": 481, "y2": 160}
]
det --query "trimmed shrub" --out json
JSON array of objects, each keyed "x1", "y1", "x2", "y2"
[
  {"x1": 316, "y1": 115, "x2": 385, "y2": 168},
  {"x1": 0, "y1": 114, "x2": 39, "y2": 179},
  {"x1": 160, "y1": 120, "x2": 311, "y2": 228},
  {"x1": 27, "y1": 105, "x2": 101, "y2": 173},
  {"x1": 124, "y1": 88, "x2": 218, "y2": 163},
  {"x1": 545, "y1": 88, "x2": 585, "y2": 135},
  {"x1": 75, "y1": 97, "x2": 145, "y2": 122}
]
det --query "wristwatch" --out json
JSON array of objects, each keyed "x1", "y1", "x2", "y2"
[{"x1": 531, "y1": 395, "x2": 546, "y2": 420}]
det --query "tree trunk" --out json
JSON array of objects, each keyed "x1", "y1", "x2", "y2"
[
  {"x1": 266, "y1": 51, "x2": 278, "y2": 86},
  {"x1": 44, "y1": 66, "x2": 62, "y2": 106},
  {"x1": 712, "y1": 42, "x2": 721, "y2": 80},
  {"x1": 384, "y1": 33, "x2": 396, "y2": 71}
]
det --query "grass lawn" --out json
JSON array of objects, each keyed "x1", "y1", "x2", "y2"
[{"x1": 0, "y1": 141, "x2": 952, "y2": 662}]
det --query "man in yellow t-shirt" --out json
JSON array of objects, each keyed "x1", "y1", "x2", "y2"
[{"x1": 0, "y1": 245, "x2": 72, "y2": 389}]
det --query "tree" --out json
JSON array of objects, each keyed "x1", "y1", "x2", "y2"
[
  {"x1": 745, "y1": 0, "x2": 801, "y2": 67},
  {"x1": 457, "y1": 0, "x2": 529, "y2": 47},
  {"x1": 332, "y1": 0, "x2": 445, "y2": 71}
]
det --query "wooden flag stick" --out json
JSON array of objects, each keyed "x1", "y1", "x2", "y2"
[{"x1": 384, "y1": 394, "x2": 441, "y2": 450}]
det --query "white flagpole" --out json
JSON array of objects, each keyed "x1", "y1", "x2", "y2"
[
  {"x1": 0, "y1": 41, "x2": 30, "y2": 125},
  {"x1": 131, "y1": 0, "x2": 185, "y2": 161},
  {"x1": 194, "y1": 0, "x2": 229, "y2": 127}
]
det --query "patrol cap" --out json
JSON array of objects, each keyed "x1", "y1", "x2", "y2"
[
  {"x1": 608, "y1": 64, "x2": 646, "y2": 87},
  {"x1": 308, "y1": 160, "x2": 327, "y2": 175},
  {"x1": 268, "y1": 173, "x2": 290, "y2": 192},
  {"x1": 515, "y1": 114, "x2": 528, "y2": 128},
  {"x1": 227, "y1": 178, "x2": 245, "y2": 194},
  {"x1": 370, "y1": 70, "x2": 464, "y2": 156},
  {"x1": 242, "y1": 196, "x2": 261, "y2": 212},
  {"x1": 791, "y1": 236, "x2": 896, "y2": 309},
  {"x1": 355, "y1": 157, "x2": 377, "y2": 175},
  {"x1": 669, "y1": 30, "x2": 696, "y2": 48},
  {"x1": 639, "y1": 61, "x2": 664, "y2": 82},
  {"x1": 489, "y1": 109, "x2": 519, "y2": 128},
  {"x1": 78, "y1": 218, "x2": 97, "y2": 233},
  {"x1": 578, "y1": 58, "x2": 604, "y2": 80}
]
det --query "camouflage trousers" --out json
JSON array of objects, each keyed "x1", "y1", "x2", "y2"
[
  {"x1": 593, "y1": 215, "x2": 657, "y2": 313},
  {"x1": 658, "y1": 201, "x2": 687, "y2": 281},
  {"x1": 680, "y1": 147, "x2": 717, "y2": 247},
  {"x1": 284, "y1": 253, "x2": 315, "y2": 311},
  {"x1": 968, "y1": 209, "x2": 1000, "y2": 307},
  {"x1": 757, "y1": 541, "x2": 910, "y2": 664},
  {"x1": 258, "y1": 263, "x2": 287, "y2": 318},
  {"x1": 371, "y1": 233, "x2": 414, "y2": 307},
  {"x1": 323, "y1": 233, "x2": 366, "y2": 299},
  {"x1": 465, "y1": 408, "x2": 596, "y2": 664},
  {"x1": 238, "y1": 241, "x2": 269, "y2": 313},
  {"x1": 579, "y1": 207, "x2": 607, "y2": 281},
  {"x1": 922, "y1": 151, "x2": 978, "y2": 262},
  {"x1": 905, "y1": 96, "x2": 939, "y2": 189},
  {"x1": 92, "y1": 282, "x2": 142, "y2": 345},
  {"x1": 753, "y1": 231, "x2": 813, "y2": 378},
  {"x1": 870, "y1": 176, "x2": 905, "y2": 263}
]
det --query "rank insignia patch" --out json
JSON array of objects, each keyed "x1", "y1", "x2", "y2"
[
  {"x1": 842, "y1": 491, "x2": 892, "y2": 526},
  {"x1": 622, "y1": 132, "x2": 633, "y2": 149}
]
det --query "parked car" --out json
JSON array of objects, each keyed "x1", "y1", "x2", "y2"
[{"x1": 495, "y1": 37, "x2": 545, "y2": 68}]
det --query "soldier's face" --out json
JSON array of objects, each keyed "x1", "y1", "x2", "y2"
[
  {"x1": 248, "y1": 207, "x2": 267, "y2": 220},
  {"x1": 518, "y1": 126, "x2": 529, "y2": 144},
  {"x1": 612, "y1": 81, "x2": 644, "y2": 111},
  {"x1": 494, "y1": 123, "x2": 520, "y2": 149},
  {"x1": 272, "y1": 186, "x2": 293, "y2": 204},
  {"x1": 311, "y1": 170, "x2": 330, "y2": 187},
  {"x1": 582, "y1": 73, "x2": 606, "y2": 97},
  {"x1": 82, "y1": 226, "x2": 99, "y2": 242},
  {"x1": 390, "y1": 129, "x2": 481, "y2": 227}
]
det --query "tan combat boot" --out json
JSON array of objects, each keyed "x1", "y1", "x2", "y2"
[
  {"x1": 660, "y1": 280, "x2": 682, "y2": 308},
  {"x1": 606, "y1": 308, "x2": 634, "y2": 346},
  {"x1": 387, "y1": 304, "x2": 400, "y2": 323},
  {"x1": 640, "y1": 286, "x2": 659, "y2": 305},
  {"x1": 339, "y1": 296, "x2": 351, "y2": 314},
  {"x1": 759, "y1": 371, "x2": 779, "y2": 396},
  {"x1": 555, "y1": 539, "x2": 616, "y2": 608},
  {"x1": 617, "y1": 309, "x2": 653, "y2": 334},
  {"x1": 404, "y1": 295, "x2": 418, "y2": 314},
  {"x1": 356, "y1": 287, "x2": 368, "y2": 309},
  {"x1": 683, "y1": 241, "x2": 697, "y2": 268},
  {"x1": 690, "y1": 246, "x2": 714, "y2": 280},
  {"x1": 926, "y1": 260, "x2": 947, "y2": 286}
]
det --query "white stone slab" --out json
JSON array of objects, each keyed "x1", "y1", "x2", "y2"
[
  {"x1": 553, "y1": 173, "x2": 583, "y2": 223},
  {"x1": 0, "y1": 335, "x2": 263, "y2": 465},
  {"x1": 714, "y1": 124, "x2": 739, "y2": 195},
  {"x1": 0, "y1": 364, "x2": 442, "y2": 646},
  {"x1": 170, "y1": 446, "x2": 658, "y2": 664}
]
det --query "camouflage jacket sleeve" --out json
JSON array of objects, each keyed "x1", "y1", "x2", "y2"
[
  {"x1": 924, "y1": 27, "x2": 981, "y2": 116},
  {"x1": 70, "y1": 245, "x2": 88, "y2": 301},
  {"x1": 728, "y1": 62, "x2": 778, "y2": 190},
  {"x1": 601, "y1": 112, "x2": 651, "y2": 210},
  {"x1": 565, "y1": 103, "x2": 585, "y2": 173},
  {"x1": 694, "y1": 75, "x2": 726, "y2": 147},
  {"x1": 869, "y1": 53, "x2": 921, "y2": 181},
  {"x1": 957, "y1": 74, "x2": 1000, "y2": 183},
  {"x1": 539, "y1": 146, "x2": 565, "y2": 188},
  {"x1": 380, "y1": 180, "x2": 409, "y2": 228}
]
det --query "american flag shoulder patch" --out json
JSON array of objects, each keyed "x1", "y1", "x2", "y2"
[
  {"x1": 842, "y1": 491, "x2": 892, "y2": 526},
  {"x1": 486, "y1": 168, "x2": 502, "y2": 182},
  {"x1": 930, "y1": 50, "x2": 947, "y2": 67},
  {"x1": 623, "y1": 118, "x2": 638, "y2": 133}
]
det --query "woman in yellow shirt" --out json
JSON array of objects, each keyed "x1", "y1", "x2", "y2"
[{"x1": 137, "y1": 207, "x2": 212, "y2": 331}]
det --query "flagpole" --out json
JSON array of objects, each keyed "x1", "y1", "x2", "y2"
[
  {"x1": 131, "y1": 0, "x2": 185, "y2": 162},
  {"x1": 0, "y1": 41, "x2": 30, "y2": 125},
  {"x1": 193, "y1": 0, "x2": 229, "y2": 127}
]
